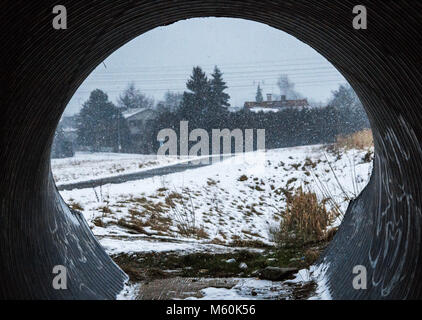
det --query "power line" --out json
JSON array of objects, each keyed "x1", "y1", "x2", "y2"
[
  {"x1": 76, "y1": 71, "x2": 346, "y2": 89},
  {"x1": 74, "y1": 79, "x2": 346, "y2": 94},
  {"x1": 82, "y1": 71, "x2": 343, "y2": 85},
  {"x1": 90, "y1": 64, "x2": 338, "y2": 78},
  {"x1": 93, "y1": 57, "x2": 333, "y2": 73}
]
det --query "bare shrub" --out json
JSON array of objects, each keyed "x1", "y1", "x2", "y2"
[
  {"x1": 272, "y1": 187, "x2": 337, "y2": 247},
  {"x1": 98, "y1": 205, "x2": 113, "y2": 216},
  {"x1": 165, "y1": 188, "x2": 202, "y2": 239},
  {"x1": 92, "y1": 182, "x2": 108, "y2": 203}
]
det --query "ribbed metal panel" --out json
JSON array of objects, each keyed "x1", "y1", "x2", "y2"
[{"x1": 1, "y1": 0, "x2": 421, "y2": 299}]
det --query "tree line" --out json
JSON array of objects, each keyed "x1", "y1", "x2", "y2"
[
  {"x1": 149, "y1": 67, "x2": 369, "y2": 154},
  {"x1": 52, "y1": 66, "x2": 370, "y2": 157}
]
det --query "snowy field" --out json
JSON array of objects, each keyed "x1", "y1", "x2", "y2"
[
  {"x1": 54, "y1": 144, "x2": 373, "y2": 300},
  {"x1": 51, "y1": 152, "x2": 181, "y2": 184},
  {"x1": 57, "y1": 144, "x2": 372, "y2": 249}
]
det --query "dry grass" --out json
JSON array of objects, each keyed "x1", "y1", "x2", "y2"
[
  {"x1": 228, "y1": 236, "x2": 270, "y2": 248},
  {"x1": 209, "y1": 237, "x2": 226, "y2": 245},
  {"x1": 195, "y1": 227, "x2": 209, "y2": 239},
  {"x1": 164, "y1": 191, "x2": 183, "y2": 206},
  {"x1": 116, "y1": 218, "x2": 147, "y2": 234},
  {"x1": 112, "y1": 194, "x2": 175, "y2": 235},
  {"x1": 164, "y1": 188, "x2": 205, "y2": 239},
  {"x1": 98, "y1": 205, "x2": 113, "y2": 215},
  {"x1": 92, "y1": 217, "x2": 105, "y2": 227},
  {"x1": 101, "y1": 189, "x2": 208, "y2": 239},
  {"x1": 69, "y1": 201, "x2": 84, "y2": 211},
  {"x1": 336, "y1": 129, "x2": 373, "y2": 150},
  {"x1": 207, "y1": 178, "x2": 218, "y2": 186},
  {"x1": 238, "y1": 174, "x2": 248, "y2": 182},
  {"x1": 272, "y1": 187, "x2": 337, "y2": 247},
  {"x1": 138, "y1": 161, "x2": 158, "y2": 169}
]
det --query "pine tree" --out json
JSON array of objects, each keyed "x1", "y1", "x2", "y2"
[
  {"x1": 210, "y1": 66, "x2": 230, "y2": 110},
  {"x1": 179, "y1": 66, "x2": 211, "y2": 125},
  {"x1": 329, "y1": 84, "x2": 360, "y2": 110},
  {"x1": 255, "y1": 84, "x2": 263, "y2": 103},
  {"x1": 77, "y1": 89, "x2": 131, "y2": 152}
]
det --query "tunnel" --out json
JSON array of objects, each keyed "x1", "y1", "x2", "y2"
[{"x1": 1, "y1": 0, "x2": 422, "y2": 299}]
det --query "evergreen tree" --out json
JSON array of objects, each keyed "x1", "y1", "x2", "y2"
[
  {"x1": 210, "y1": 66, "x2": 230, "y2": 110},
  {"x1": 255, "y1": 84, "x2": 264, "y2": 103},
  {"x1": 329, "y1": 84, "x2": 360, "y2": 110},
  {"x1": 329, "y1": 84, "x2": 368, "y2": 135},
  {"x1": 76, "y1": 89, "x2": 131, "y2": 152},
  {"x1": 179, "y1": 66, "x2": 211, "y2": 125}
]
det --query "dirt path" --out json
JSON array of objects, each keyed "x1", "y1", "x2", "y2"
[
  {"x1": 57, "y1": 155, "x2": 231, "y2": 191},
  {"x1": 136, "y1": 277, "x2": 239, "y2": 299},
  {"x1": 129, "y1": 276, "x2": 316, "y2": 300},
  {"x1": 110, "y1": 240, "x2": 322, "y2": 300}
]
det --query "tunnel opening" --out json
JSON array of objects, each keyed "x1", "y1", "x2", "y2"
[
  {"x1": 1, "y1": 1, "x2": 422, "y2": 300},
  {"x1": 51, "y1": 17, "x2": 373, "y2": 300}
]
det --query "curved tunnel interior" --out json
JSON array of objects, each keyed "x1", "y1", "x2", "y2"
[{"x1": 1, "y1": 0, "x2": 422, "y2": 299}]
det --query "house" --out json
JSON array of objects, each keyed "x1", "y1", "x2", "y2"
[
  {"x1": 122, "y1": 108, "x2": 159, "y2": 154},
  {"x1": 244, "y1": 94, "x2": 309, "y2": 113},
  {"x1": 59, "y1": 115, "x2": 78, "y2": 149}
]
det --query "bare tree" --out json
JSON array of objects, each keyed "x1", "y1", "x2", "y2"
[{"x1": 118, "y1": 82, "x2": 154, "y2": 111}]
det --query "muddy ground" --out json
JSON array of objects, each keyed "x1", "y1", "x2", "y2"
[{"x1": 112, "y1": 242, "x2": 327, "y2": 300}]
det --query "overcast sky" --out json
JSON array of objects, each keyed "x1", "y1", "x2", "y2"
[{"x1": 64, "y1": 17, "x2": 347, "y2": 116}]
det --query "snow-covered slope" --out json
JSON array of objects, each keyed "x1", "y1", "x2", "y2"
[{"x1": 57, "y1": 145, "x2": 373, "y2": 254}]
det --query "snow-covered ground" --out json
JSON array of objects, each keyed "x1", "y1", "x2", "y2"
[
  {"x1": 51, "y1": 152, "x2": 181, "y2": 184},
  {"x1": 186, "y1": 278, "x2": 288, "y2": 300},
  {"x1": 99, "y1": 235, "x2": 264, "y2": 256},
  {"x1": 54, "y1": 144, "x2": 373, "y2": 300},
  {"x1": 57, "y1": 144, "x2": 372, "y2": 250}
]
